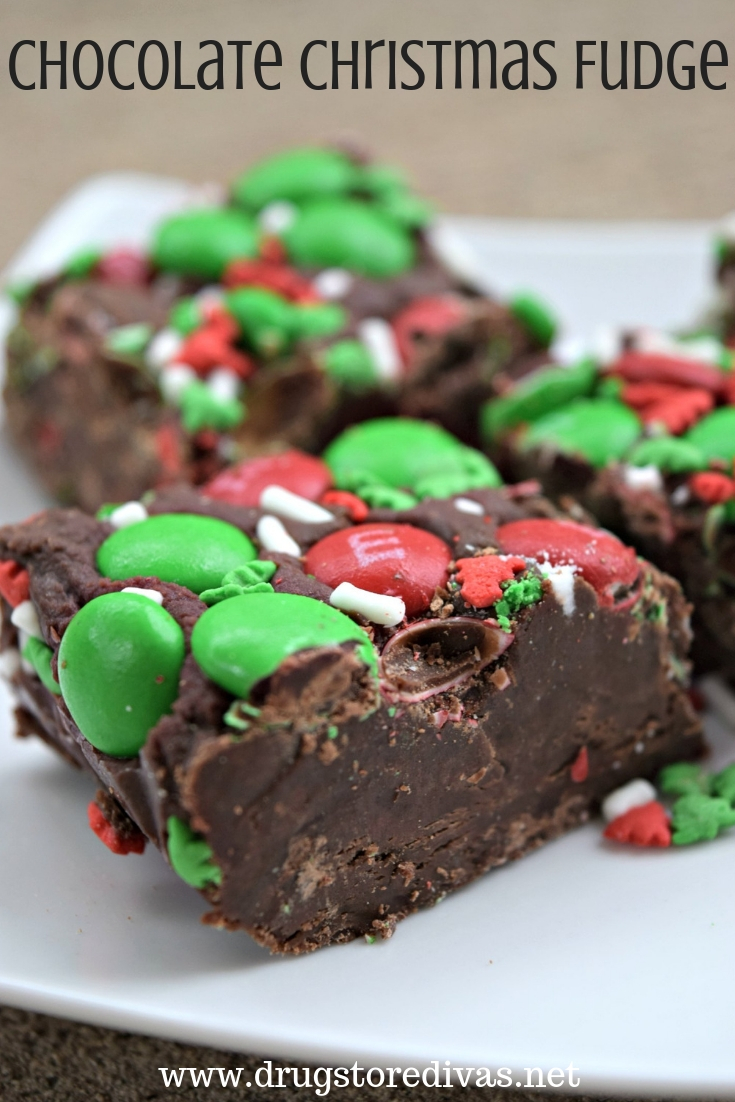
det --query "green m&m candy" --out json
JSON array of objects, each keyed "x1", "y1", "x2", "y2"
[
  {"x1": 151, "y1": 208, "x2": 258, "y2": 281},
  {"x1": 685, "y1": 407, "x2": 735, "y2": 465},
  {"x1": 283, "y1": 199, "x2": 416, "y2": 279},
  {"x1": 97, "y1": 514, "x2": 256, "y2": 595},
  {"x1": 191, "y1": 592, "x2": 377, "y2": 698},
  {"x1": 627, "y1": 436, "x2": 707, "y2": 473},
  {"x1": 481, "y1": 358, "x2": 597, "y2": 441},
  {"x1": 232, "y1": 147, "x2": 359, "y2": 211},
  {"x1": 509, "y1": 291, "x2": 558, "y2": 347},
  {"x1": 323, "y1": 417, "x2": 502, "y2": 498},
  {"x1": 58, "y1": 592, "x2": 185, "y2": 757},
  {"x1": 224, "y1": 287, "x2": 345, "y2": 357},
  {"x1": 521, "y1": 398, "x2": 641, "y2": 468}
]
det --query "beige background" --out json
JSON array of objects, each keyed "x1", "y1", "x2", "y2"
[
  {"x1": 1, "y1": 0, "x2": 735, "y2": 270},
  {"x1": 1, "y1": 0, "x2": 734, "y2": 1094}
]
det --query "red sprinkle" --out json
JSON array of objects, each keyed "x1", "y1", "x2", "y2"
[
  {"x1": 36, "y1": 419, "x2": 63, "y2": 456},
  {"x1": 154, "y1": 423, "x2": 184, "y2": 479},
  {"x1": 87, "y1": 801, "x2": 146, "y2": 856},
  {"x1": 96, "y1": 248, "x2": 150, "y2": 287},
  {"x1": 320, "y1": 489, "x2": 369, "y2": 522},
  {"x1": 621, "y1": 381, "x2": 713, "y2": 435},
  {"x1": 688, "y1": 471, "x2": 735, "y2": 505},
  {"x1": 570, "y1": 746, "x2": 589, "y2": 783},
  {"x1": 204, "y1": 450, "x2": 332, "y2": 507},
  {"x1": 392, "y1": 295, "x2": 470, "y2": 370},
  {"x1": 603, "y1": 801, "x2": 671, "y2": 848},
  {"x1": 607, "y1": 351, "x2": 727, "y2": 396},
  {"x1": 178, "y1": 323, "x2": 254, "y2": 379},
  {"x1": 496, "y1": 518, "x2": 639, "y2": 607},
  {"x1": 0, "y1": 560, "x2": 30, "y2": 608},
  {"x1": 304, "y1": 523, "x2": 452, "y2": 618},
  {"x1": 453, "y1": 555, "x2": 527, "y2": 608},
  {"x1": 222, "y1": 258, "x2": 319, "y2": 303}
]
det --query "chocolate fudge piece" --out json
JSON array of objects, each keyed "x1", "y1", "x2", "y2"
[
  {"x1": 0, "y1": 419, "x2": 702, "y2": 953},
  {"x1": 4, "y1": 146, "x2": 553, "y2": 512},
  {"x1": 481, "y1": 330, "x2": 735, "y2": 679}
]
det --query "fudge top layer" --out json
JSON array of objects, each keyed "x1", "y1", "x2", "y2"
[{"x1": 7, "y1": 145, "x2": 556, "y2": 446}]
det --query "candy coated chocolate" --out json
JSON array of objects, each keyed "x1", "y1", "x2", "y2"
[
  {"x1": 191, "y1": 592, "x2": 377, "y2": 697},
  {"x1": 283, "y1": 199, "x2": 415, "y2": 279},
  {"x1": 685, "y1": 407, "x2": 735, "y2": 464},
  {"x1": 204, "y1": 450, "x2": 332, "y2": 506},
  {"x1": 57, "y1": 592, "x2": 185, "y2": 757},
  {"x1": 482, "y1": 359, "x2": 597, "y2": 440},
  {"x1": 496, "y1": 518, "x2": 639, "y2": 605},
  {"x1": 151, "y1": 208, "x2": 258, "y2": 281},
  {"x1": 304, "y1": 522, "x2": 451, "y2": 617},
  {"x1": 522, "y1": 398, "x2": 641, "y2": 468},
  {"x1": 232, "y1": 147, "x2": 359, "y2": 210},
  {"x1": 324, "y1": 417, "x2": 500, "y2": 496},
  {"x1": 97, "y1": 513, "x2": 256, "y2": 595}
]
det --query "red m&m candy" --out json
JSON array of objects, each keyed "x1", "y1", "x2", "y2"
[
  {"x1": 204, "y1": 450, "x2": 333, "y2": 507},
  {"x1": 496, "y1": 518, "x2": 639, "y2": 606},
  {"x1": 304, "y1": 523, "x2": 451, "y2": 617}
]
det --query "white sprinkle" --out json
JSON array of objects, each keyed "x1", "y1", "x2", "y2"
[
  {"x1": 121, "y1": 587, "x2": 164, "y2": 606},
  {"x1": 357, "y1": 317, "x2": 402, "y2": 380},
  {"x1": 159, "y1": 364, "x2": 197, "y2": 405},
  {"x1": 671, "y1": 484, "x2": 690, "y2": 506},
  {"x1": 312, "y1": 268, "x2": 353, "y2": 300},
  {"x1": 539, "y1": 563, "x2": 577, "y2": 616},
  {"x1": 11, "y1": 600, "x2": 42, "y2": 640},
  {"x1": 550, "y1": 334, "x2": 588, "y2": 366},
  {"x1": 259, "y1": 485, "x2": 334, "y2": 525},
  {"x1": 601, "y1": 778, "x2": 657, "y2": 822},
  {"x1": 145, "y1": 327, "x2": 183, "y2": 372},
  {"x1": 454, "y1": 497, "x2": 484, "y2": 516},
  {"x1": 125, "y1": 705, "x2": 132, "y2": 713},
  {"x1": 258, "y1": 200, "x2": 298, "y2": 235},
  {"x1": 621, "y1": 465, "x2": 664, "y2": 494},
  {"x1": 0, "y1": 647, "x2": 21, "y2": 679},
  {"x1": 194, "y1": 284, "x2": 224, "y2": 310},
  {"x1": 108, "y1": 501, "x2": 148, "y2": 529},
  {"x1": 256, "y1": 515, "x2": 301, "y2": 557},
  {"x1": 589, "y1": 324, "x2": 621, "y2": 366},
  {"x1": 634, "y1": 741, "x2": 645, "y2": 754},
  {"x1": 207, "y1": 367, "x2": 241, "y2": 402},
  {"x1": 330, "y1": 582, "x2": 405, "y2": 627}
]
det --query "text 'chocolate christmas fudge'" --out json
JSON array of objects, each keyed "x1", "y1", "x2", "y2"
[
  {"x1": 481, "y1": 327, "x2": 735, "y2": 679},
  {"x1": 4, "y1": 146, "x2": 554, "y2": 512},
  {"x1": 0, "y1": 419, "x2": 701, "y2": 953}
]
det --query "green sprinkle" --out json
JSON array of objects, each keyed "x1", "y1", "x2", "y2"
[
  {"x1": 509, "y1": 291, "x2": 558, "y2": 347},
  {"x1": 659, "y1": 761, "x2": 711, "y2": 797},
  {"x1": 169, "y1": 296, "x2": 202, "y2": 336},
  {"x1": 223, "y1": 701, "x2": 250, "y2": 730},
  {"x1": 494, "y1": 574, "x2": 543, "y2": 632},
  {"x1": 63, "y1": 246, "x2": 102, "y2": 280},
  {"x1": 322, "y1": 339, "x2": 379, "y2": 391},
  {"x1": 201, "y1": 561, "x2": 277, "y2": 606},
  {"x1": 167, "y1": 815, "x2": 222, "y2": 888},
  {"x1": 95, "y1": 503, "x2": 119, "y2": 521},
  {"x1": 104, "y1": 322, "x2": 153, "y2": 357},
  {"x1": 712, "y1": 763, "x2": 735, "y2": 805},
  {"x1": 671, "y1": 793, "x2": 735, "y2": 845},
  {"x1": 179, "y1": 380, "x2": 246, "y2": 434},
  {"x1": 21, "y1": 636, "x2": 61, "y2": 695},
  {"x1": 282, "y1": 903, "x2": 292, "y2": 915},
  {"x1": 387, "y1": 706, "x2": 397, "y2": 717},
  {"x1": 327, "y1": 725, "x2": 339, "y2": 740},
  {"x1": 364, "y1": 934, "x2": 377, "y2": 945}
]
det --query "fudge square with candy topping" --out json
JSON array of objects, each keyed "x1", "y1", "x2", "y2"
[
  {"x1": 4, "y1": 145, "x2": 554, "y2": 513},
  {"x1": 480, "y1": 328, "x2": 735, "y2": 681},
  {"x1": 0, "y1": 418, "x2": 702, "y2": 953}
]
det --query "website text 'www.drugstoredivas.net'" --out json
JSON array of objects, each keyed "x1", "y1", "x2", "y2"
[{"x1": 159, "y1": 1060, "x2": 583, "y2": 1093}]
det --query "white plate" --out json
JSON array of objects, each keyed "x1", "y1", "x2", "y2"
[{"x1": 1, "y1": 177, "x2": 734, "y2": 1096}]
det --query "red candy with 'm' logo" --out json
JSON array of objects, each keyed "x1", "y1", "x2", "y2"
[
  {"x1": 204, "y1": 450, "x2": 333, "y2": 508},
  {"x1": 496, "y1": 518, "x2": 639, "y2": 606},
  {"x1": 304, "y1": 523, "x2": 452, "y2": 618}
]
